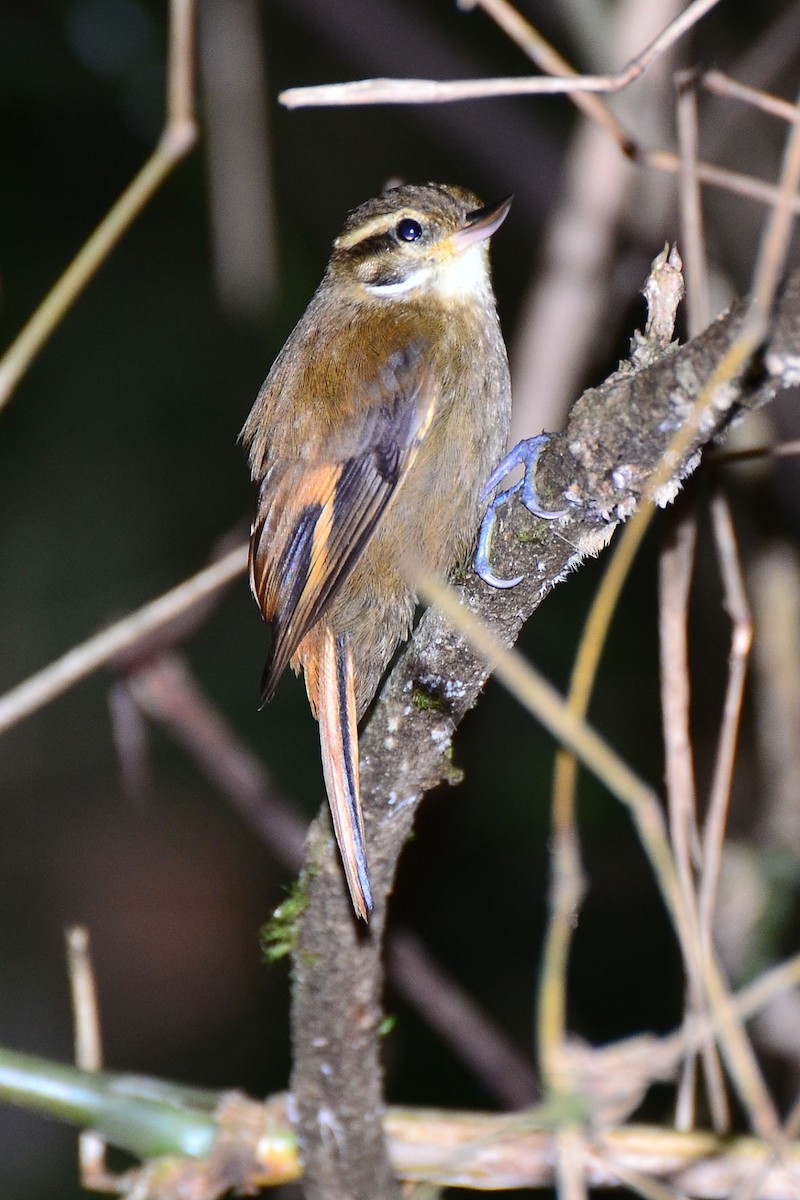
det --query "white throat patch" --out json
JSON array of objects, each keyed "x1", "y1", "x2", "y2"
[{"x1": 363, "y1": 245, "x2": 490, "y2": 303}]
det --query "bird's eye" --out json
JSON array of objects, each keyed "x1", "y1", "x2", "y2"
[{"x1": 395, "y1": 218, "x2": 423, "y2": 243}]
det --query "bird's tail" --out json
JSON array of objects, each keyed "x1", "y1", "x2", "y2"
[{"x1": 305, "y1": 626, "x2": 373, "y2": 921}]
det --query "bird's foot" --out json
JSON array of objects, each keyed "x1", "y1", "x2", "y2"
[{"x1": 475, "y1": 435, "x2": 568, "y2": 588}]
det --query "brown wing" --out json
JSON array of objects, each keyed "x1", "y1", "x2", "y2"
[{"x1": 249, "y1": 343, "x2": 436, "y2": 703}]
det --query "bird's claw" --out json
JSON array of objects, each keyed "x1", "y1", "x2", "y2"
[{"x1": 476, "y1": 435, "x2": 568, "y2": 589}]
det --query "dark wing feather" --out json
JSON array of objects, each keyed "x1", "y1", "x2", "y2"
[{"x1": 250, "y1": 343, "x2": 436, "y2": 702}]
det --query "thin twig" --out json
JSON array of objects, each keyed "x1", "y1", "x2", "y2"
[
  {"x1": 413, "y1": 570, "x2": 667, "y2": 831},
  {"x1": 645, "y1": 150, "x2": 800, "y2": 215},
  {"x1": 0, "y1": 0, "x2": 198, "y2": 411},
  {"x1": 702, "y1": 71, "x2": 800, "y2": 125},
  {"x1": 658, "y1": 509, "x2": 701, "y2": 880},
  {"x1": 713, "y1": 439, "x2": 800, "y2": 465},
  {"x1": 280, "y1": 0, "x2": 721, "y2": 108},
  {"x1": 658, "y1": 505, "x2": 706, "y2": 1131},
  {"x1": 0, "y1": 544, "x2": 246, "y2": 736},
  {"x1": 66, "y1": 927, "x2": 117, "y2": 1194},
  {"x1": 697, "y1": 492, "x2": 753, "y2": 957},
  {"x1": 750, "y1": 80, "x2": 800, "y2": 323},
  {"x1": 67, "y1": 927, "x2": 103, "y2": 1075},
  {"x1": 595, "y1": 1151, "x2": 691, "y2": 1200},
  {"x1": 557, "y1": 1126, "x2": 590, "y2": 1200},
  {"x1": 470, "y1": 0, "x2": 632, "y2": 140},
  {"x1": 127, "y1": 653, "x2": 306, "y2": 870},
  {"x1": 670, "y1": 63, "x2": 730, "y2": 1135},
  {"x1": 751, "y1": 547, "x2": 800, "y2": 849},
  {"x1": 676, "y1": 70, "x2": 711, "y2": 336}
]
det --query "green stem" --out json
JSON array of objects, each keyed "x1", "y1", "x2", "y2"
[{"x1": 0, "y1": 1048, "x2": 217, "y2": 1160}]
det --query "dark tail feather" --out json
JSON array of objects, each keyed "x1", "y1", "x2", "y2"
[{"x1": 259, "y1": 644, "x2": 279, "y2": 707}]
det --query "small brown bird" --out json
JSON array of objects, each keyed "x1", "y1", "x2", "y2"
[{"x1": 242, "y1": 182, "x2": 512, "y2": 920}]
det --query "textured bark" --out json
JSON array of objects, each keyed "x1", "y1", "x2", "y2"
[{"x1": 289, "y1": 267, "x2": 800, "y2": 1199}]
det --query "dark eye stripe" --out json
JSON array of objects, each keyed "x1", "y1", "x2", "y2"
[{"x1": 338, "y1": 231, "x2": 393, "y2": 262}]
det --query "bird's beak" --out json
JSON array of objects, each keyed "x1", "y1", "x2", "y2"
[{"x1": 452, "y1": 195, "x2": 513, "y2": 250}]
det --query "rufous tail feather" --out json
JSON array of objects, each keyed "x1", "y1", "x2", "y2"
[{"x1": 315, "y1": 627, "x2": 373, "y2": 920}]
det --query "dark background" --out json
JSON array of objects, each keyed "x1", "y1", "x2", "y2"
[{"x1": 1, "y1": 1, "x2": 799, "y2": 1196}]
